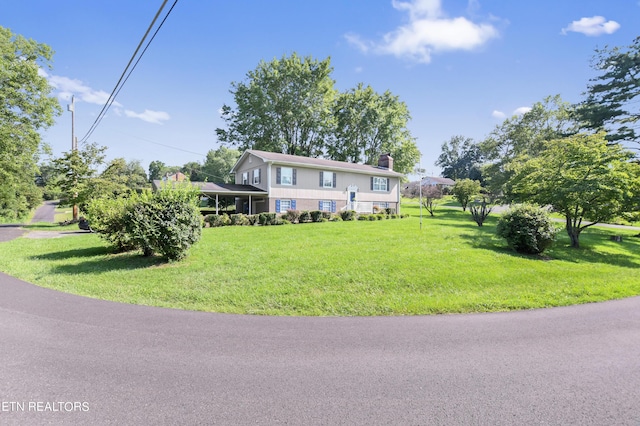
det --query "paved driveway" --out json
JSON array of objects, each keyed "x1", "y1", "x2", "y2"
[{"x1": 1, "y1": 272, "x2": 639, "y2": 425}]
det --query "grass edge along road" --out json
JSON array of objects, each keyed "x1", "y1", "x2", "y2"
[{"x1": 0, "y1": 206, "x2": 638, "y2": 316}]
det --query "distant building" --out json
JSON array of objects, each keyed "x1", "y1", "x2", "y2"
[{"x1": 422, "y1": 176, "x2": 455, "y2": 188}]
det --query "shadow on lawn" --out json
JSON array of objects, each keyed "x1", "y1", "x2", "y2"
[
  {"x1": 458, "y1": 226, "x2": 640, "y2": 268},
  {"x1": 31, "y1": 247, "x2": 167, "y2": 273}
]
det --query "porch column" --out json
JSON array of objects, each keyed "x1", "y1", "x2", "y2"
[
  {"x1": 249, "y1": 195, "x2": 252, "y2": 215},
  {"x1": 215, "y1": 194, "x2": 219, "y2": 215}
]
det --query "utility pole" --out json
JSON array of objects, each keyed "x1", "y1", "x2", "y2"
[{"x1": 67, "y1": 96, "x2": 79, "y2": 221}]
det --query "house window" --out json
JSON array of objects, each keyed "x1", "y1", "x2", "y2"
[
  {"x1": 319, "y1": 200, "x2": 332, "y2": 212},
  {"x1": 276, "y1": 199, "x2": 296, "y2": 213},
  {"x1": 253, "y1": 168, "x2": 261, "y2": 184},
  {"x1": 277, "y1": 167, "x2": 296, "y2": 185},
  {"x1": 372, "y1": 177, "x2": 388, "y2": 192},
  {"x1": 242, "y1": 172, "x2": 248, "y2": 185},
  {"x1": 320, "y1": 171, "x2": 336, "y2": 188},
  {"x1": 373, "y1": 202, "x2": 388, "y2": 209}
]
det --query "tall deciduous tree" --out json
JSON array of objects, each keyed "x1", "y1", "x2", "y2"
[
  {"x1": 480, "y1": 95, "x2": 577, "y2": 197},
  {"x1": 201, "y1": 146, "x2": 240, "y2": 183},
  {"x1": 328, "y1": 83, "x2": 419, "y2": 175},
  {"x1": 509, "y1": 132, "x2": 640, "y2": 248},
  {"x1": 216, "y1": 53, "x2": 335, "y2": 158},
  {"x1": 101, "y1": 158, "x2": 148, "y2": 191},
  {"x1": 216, "y1": 53, "x2": 420, "y2": 176},
  {"x1": 51, "y1": 142, "x2": 106, "y2": 212},
  {"x1": 0, "y1": 26, "x2": 61, "y2": 220},
  {"x1": 435, "y1": 135, "x2": 483, "y2": 181},
  {"x1": 576, "y1": 37, "x2": 640, "y2": 147}
]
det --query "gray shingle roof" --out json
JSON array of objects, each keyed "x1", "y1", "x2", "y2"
[{"x1": 236, "y1": 149, "x2": 403, "y2": 177}]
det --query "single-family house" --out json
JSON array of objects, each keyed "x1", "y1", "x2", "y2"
[
  {"x1": 422, "y1": 176, "x2": 455, "y2": 188},
  {"x1": 153, "y1": 150, "x2": 403, "y2": 214},
  {"x1": 154, "y1": 150, "x2": 401, "y2": 215},
  {"x1": 229, "y1": 150, "x2": 403, "y2": 214}
]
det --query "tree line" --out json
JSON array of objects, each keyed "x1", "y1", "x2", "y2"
[{"x1": 435, "y1": 37, "x2": 640, "y2": 247}]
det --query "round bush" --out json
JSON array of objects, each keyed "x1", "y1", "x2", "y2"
[{"x1": 496, "y1": 204, "x2": 558, "y2": 254}]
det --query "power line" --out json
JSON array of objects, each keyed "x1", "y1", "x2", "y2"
[{"x1": 79, "y1": 0, "x2": 178, "y2": 144}]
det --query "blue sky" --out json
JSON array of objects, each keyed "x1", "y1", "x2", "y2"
[{"x1": 4, "y1": 0, "x2": 639, "y2": 176}]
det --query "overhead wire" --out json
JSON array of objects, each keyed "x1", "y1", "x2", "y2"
[{"x1": 78, "y1": 0, "x2": 178, "y2": 144}]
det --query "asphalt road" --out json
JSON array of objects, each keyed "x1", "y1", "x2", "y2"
[
  {"x1": 29, "y1": 200, "x2": 57, "y2": 224},
  {"x1": 1, "y1": 272, "x2": 639, "y2": 425}
]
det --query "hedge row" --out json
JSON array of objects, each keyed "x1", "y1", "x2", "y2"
[{"x1": 204, "y1": 210, "x2": 410, "y2": 227}]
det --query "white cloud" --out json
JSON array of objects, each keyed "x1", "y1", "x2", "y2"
[
  {"x1": 346, "y1": 0, "x2": 499, "y2": 63},
  {"x1": 561, "y1": 16, "x2": 620, "y2": 36},
  {"x1": 124, "y1": 109, "x2": 170, "y2": 125},
  {"x1": 48, "y1": 74, "x2": 122, "y2": 107},
  {"x1": 513, "y1": 106, "x2": 531, "y2": 115},
  {"x1": 492, "y1": 107, "x2": 530, "y2": 119},
  {"x1": 44, "y1": 72, "x2": 168, "y2": 124}
]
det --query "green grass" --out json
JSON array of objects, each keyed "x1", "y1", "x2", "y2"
[{"x1": 0, "y1": 205, "x2": 638, "y2": 316}]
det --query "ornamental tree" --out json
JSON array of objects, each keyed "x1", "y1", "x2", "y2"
[
  {"x1": 509, "y1": 132, "x2": 640, "y2": 248},
  {"x1": 452, "y1": 179, "x2": 481, "y2": 212}
]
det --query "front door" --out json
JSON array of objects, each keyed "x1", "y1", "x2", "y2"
[{"x1": 347, "y1": 185, "x2": 358, "y2": 211}]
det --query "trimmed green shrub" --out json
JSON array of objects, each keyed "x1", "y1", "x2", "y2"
[
  {"x1": 321, "y1": 211, "x2": 332, "y2": 220},
  {"x1": 285, "y1": 209, "x2": 300, "y2": 223},
  {"x1": 299, "y1": 211, "x2": 312, "y2": 223},
  {"x1": 496, "y1": 204, "x2": 558, "y2": 254},
  {"x1": 357, "y1": 214, "x2": 368, "y2": 221},
  {"x1": 310, "y1": 210, "x2": 324, "y2": 222},
  {"x1": 125, "y1": 186, "x2": 202, "y2": 261},
  {"x1": 340, "y1": 210, "x2": 356, "y2": 221},
  {"x1": 258, "y1": 212, "x2": 277, "y2": 226},
  {"x1": 368, "y1": 215, "x2": 377, "y2": 221},
  {"x1": 230, "y1": 213, "x2": 249, "y2": 226},
  {"x1": 86, "y1": 192, "x2": 147, "y2": 252},
  {"x1": 247, "y1": 214, "x2": 258, "y2": 226},
  {"x1": 88, "y1": 183, "x2": 202, "y2": 261},
  {"x1": 206, "y1": 213, "x2": 230, "y2": 227}
]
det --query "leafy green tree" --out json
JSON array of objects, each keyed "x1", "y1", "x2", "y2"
[
  {"x1": 181, "y1": 161, "x2": 203, "y2": 181},
  {"x1": 436, "y1": 135, "x2": 483, "y2": 181},
  {"x1": 480, "y1": 95, "x2": 576, "y2": 197},
  {"x1": 51, "y1": 142, "x2": 106, "y2": 216},
  {"x1": 509, "y1": 132, "x2": 640, "y2": 248},
  {"x1": 201, "y1": 146, "x2": 240, "y2": 183},
  {"x1": 217, "y1": 53, "x2": 336, "y2": 158},
  {"x1": 101, "y1": 158, "x2": 148, "y2": 191},
  {"x1": 0, "y1": 26, "x2": 61, "y2": 220},
  {"x1": 328, "y1": 83, "x2": 420, "y2": 175},
  {"x1": 451, "y1": 179, "x2": 481, "y2": 212},
  {"x1": 148, "y1": 160, "x2": 166, "y2": 181},
  {"x1": 576, "y1": 37, "x2": 640, "y2": 146}
]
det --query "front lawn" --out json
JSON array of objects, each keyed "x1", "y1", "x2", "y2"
[{"x1": 0, "y1": 206, "x2": 638, "y2": 315}]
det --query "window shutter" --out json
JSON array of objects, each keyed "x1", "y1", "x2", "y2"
[
  {"x1": 331, "y1": 201, "x2": 336, "y2": 213},
  {"x1": 371, "y1": 177, "x2": 374, "y2": 190},
  {"x1": 291, "y1": 200, "x2": 296, "y2": 210},
  {"x1": 386, "y1": 178, "x2": 390, "y2": 192},
  {"x1": 258, "y1": 169, "x2": 261, "y2": 184},
  {"x1": 292, "y1": 169, "x2": 297, "y2": 185},
  {"x1": 332, "y1": 172, "x2": 337, "y2": 188},
  {"x1": 319, "y1": 201, "x2": 323, "y2": 210},
  {"x1": 276, "y1": 167, "x2": 281, "y2": 184},
  {"x1": 276, "y1": 199, "x2": 281, "y2": 212},
  {"x1": 319, "y1": 171, "x2": 323, "y2": 187}
]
